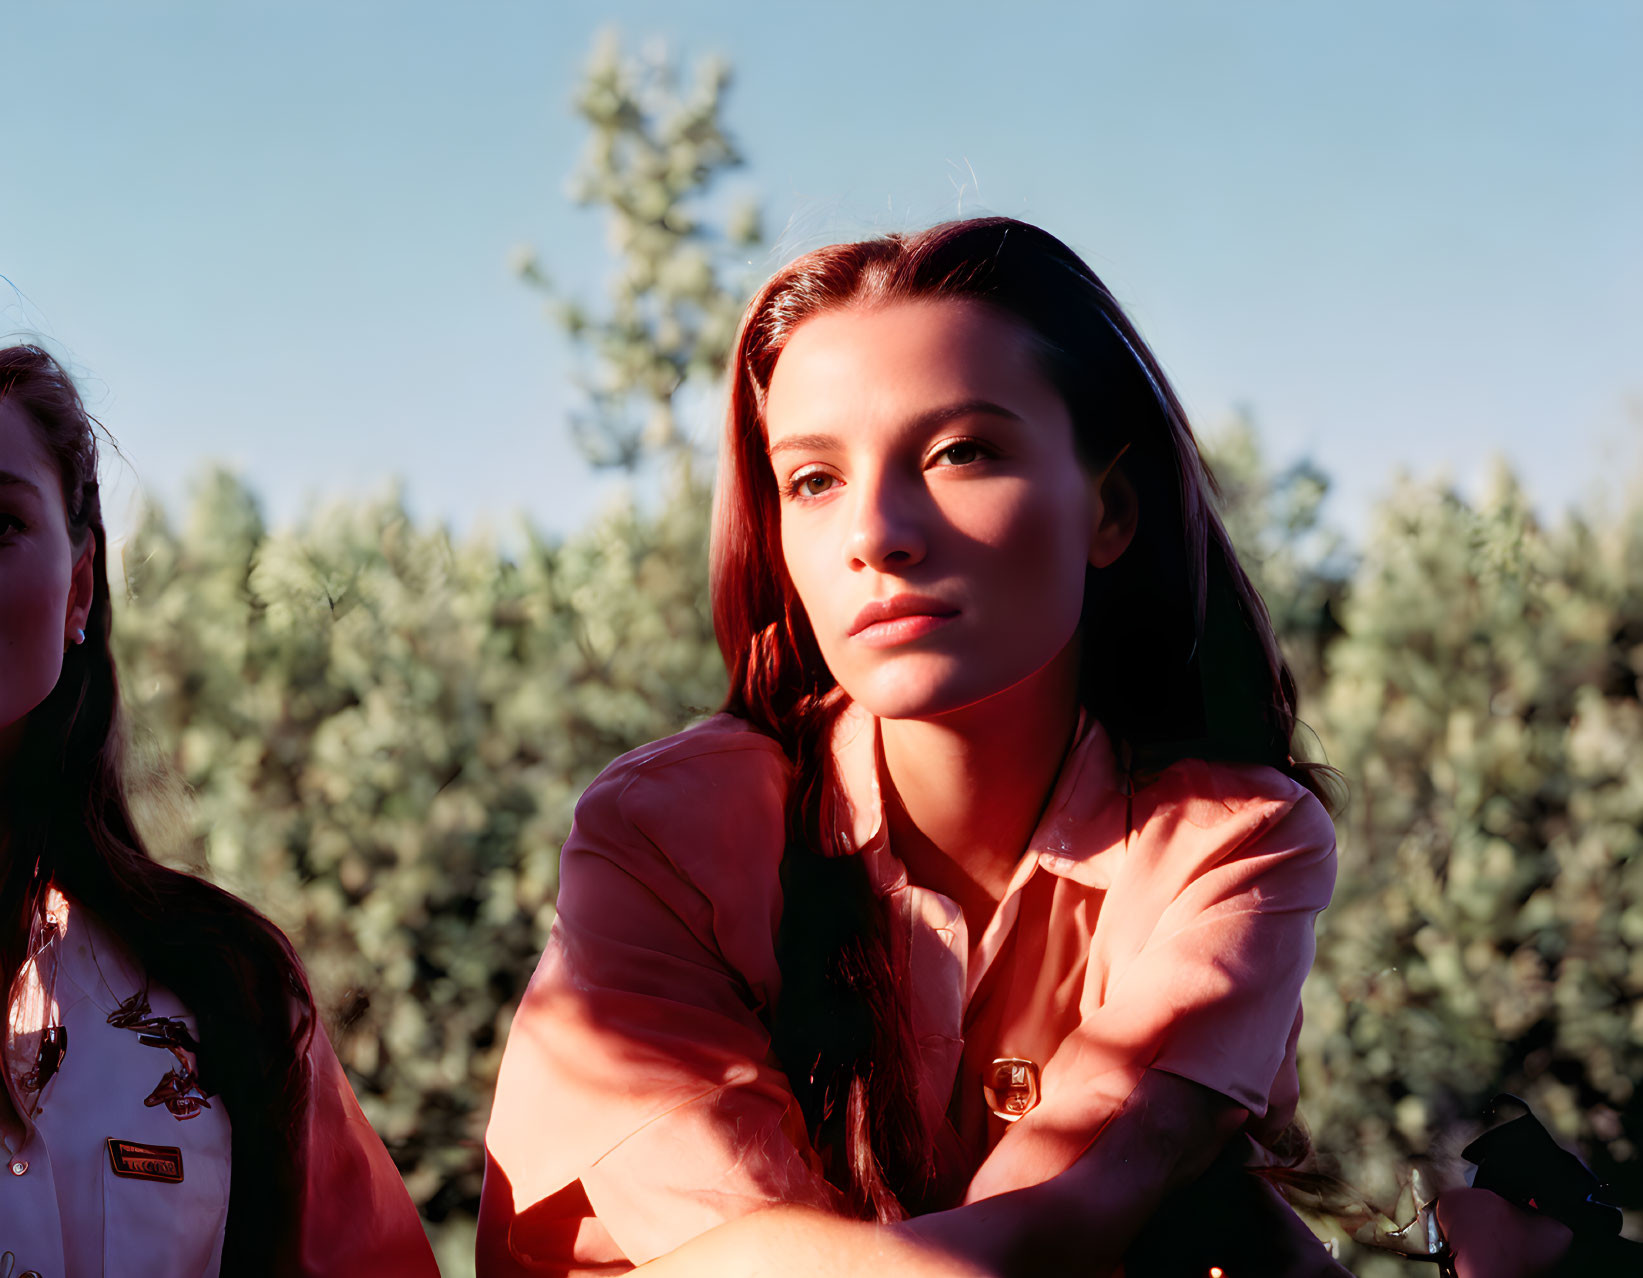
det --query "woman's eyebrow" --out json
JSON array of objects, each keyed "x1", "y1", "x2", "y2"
[
  {"x1": 766, "y1": 399, "x2": 1024, "y2": 457},
  {"x1": 0, "y1": 469, "x2": 42, "y2": 496},
  {"x1": 766, "y1": 432, "x2": 840, "y2": 458}
]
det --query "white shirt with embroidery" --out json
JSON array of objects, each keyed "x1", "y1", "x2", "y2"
[{"x1": 1, "y1": 888, "x2": 230, "y2": 1278}]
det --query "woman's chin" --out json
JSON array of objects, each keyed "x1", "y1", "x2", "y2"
[
  {"x1": 837, "y1": 641, "x2": 1076, "y2": 725},
  {"x1": 838, "y1": 666, "x2": 1000, "y2": 723}
]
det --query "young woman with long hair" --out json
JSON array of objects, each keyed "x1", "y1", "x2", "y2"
[
  {"x1": 0, "y1": 344, "x2": 438, "y2": 1277},
  {"x1": 479, "y1": 217, "x2": 1362, "y2": 1277}
]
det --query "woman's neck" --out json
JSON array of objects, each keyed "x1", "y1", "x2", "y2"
[{"x1": 877, "y1": 637, "x2": 1082, "y2": 938}]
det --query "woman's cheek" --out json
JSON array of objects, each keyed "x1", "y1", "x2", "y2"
[
  {"x1": 780, "y1": 522, "x2": 841, "y2": 636},
  {"x1": 990, "y1": 500, "x2": 1088, "y2": 617},
  {"x1": 0, "y1": 554, "x2": 71, "y2": 734}
]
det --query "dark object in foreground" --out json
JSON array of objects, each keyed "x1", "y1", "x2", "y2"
[
  {"x1": 1462, "y1": 1095, "x2": 1642, "y2": 1278},
  {"x1": 1124, "y1": 1094, "x2": 1643, "y2": 1277}
]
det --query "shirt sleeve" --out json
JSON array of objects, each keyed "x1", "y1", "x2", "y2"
[
  {"x1": 481, "y1": 738, "x2": 838, "y2": 1270},
  {"x1": 966, "y1": 780, "x2": 1336, "y2": 1202},
  {"x1": 286, "y1": 1020, "x2": 441, "y2": 1276}
]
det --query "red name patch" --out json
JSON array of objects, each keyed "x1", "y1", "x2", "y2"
[{"x1": 106, "y1": 1139, "x2": 183, "y2": 1183}]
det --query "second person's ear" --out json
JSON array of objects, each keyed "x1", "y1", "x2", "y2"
[{"x1": 64, "y1": 536, "x2": 95, "y2": 645}]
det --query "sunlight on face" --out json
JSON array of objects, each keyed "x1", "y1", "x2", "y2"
[
  {"x1": 765, "y1": 299, "x2": 1104, "y2": 720},
  {"x1": 0, "y1": 399, "x2": 78, "y2": 741}
]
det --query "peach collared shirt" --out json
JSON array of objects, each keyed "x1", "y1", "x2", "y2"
[{"x1": 480, "y1": 707, "x2": 1336, "y2": 1276}]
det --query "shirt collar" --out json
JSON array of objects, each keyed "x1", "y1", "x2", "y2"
[
  {"x1": 824, "y1": 701, "x2": 905, "y2": 893},
  {"x1": 824, "y1": 699, "x2": 1133, "y2": 894}
]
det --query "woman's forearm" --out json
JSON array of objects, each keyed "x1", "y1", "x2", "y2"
[
  {"x1": 895, "y1": 1175, "x2": 1124, "y2": 1278},
  {"x1": 900, "y1": 1069, "x2": 1248, "y2": 1278},
  {"x1": 630, "y1": 1205, "x2": 993, "y2": 1278},
  {"x1": 633, "y1": 1072, "x2": 1241, "y2": 1278},
  {"x1": 895, "y1": 1136, "x2": 1172, "y2": 1278}
]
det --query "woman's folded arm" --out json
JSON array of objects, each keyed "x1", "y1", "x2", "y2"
[
  {"x1": 627, "y1": 1070, "x2": 1242, "y2": 1278},
  {"x1": 480, "y1": 737, "x2": 841, "y2": 1273}
]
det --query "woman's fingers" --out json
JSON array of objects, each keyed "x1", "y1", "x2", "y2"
[{"x1": 1433, "y1": 1188, "x2": 1574, "y2": 1278}]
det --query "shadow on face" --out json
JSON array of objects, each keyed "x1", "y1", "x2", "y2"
[
  {"x1": 0, "y1": 399, "x2": 85, "y2": 754},
  {"x1": 764, "y1": 299, "x2": 1135, "y2": 721}
]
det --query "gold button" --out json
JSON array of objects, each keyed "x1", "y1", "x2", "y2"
[
  {"x1": 9, "y1": 1159, "x2": 26, "y2": 1175},
  {"x1": 983, "y1": 1057, "x2": 1041, "y2": 1122}
]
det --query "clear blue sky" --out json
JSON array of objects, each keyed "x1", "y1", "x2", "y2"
[{"x1": 6, "y1": 1, "x2": 1640, "y2": 548}]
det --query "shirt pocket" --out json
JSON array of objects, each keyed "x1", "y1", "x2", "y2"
[{"x1": 101, "y1": 1127, "x2": 231, "y2": 1278}]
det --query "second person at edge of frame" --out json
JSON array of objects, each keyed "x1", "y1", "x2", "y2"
[{"x1": 0, "y1": 345, "x2": 441, "y2": 1278}]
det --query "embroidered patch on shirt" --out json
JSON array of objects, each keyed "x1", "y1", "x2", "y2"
[
  {"x1": 106, "y1": 1138, "x2": 184, "y2": 1183},
  {"x1": 107, "y1": 990, "x2": 215, "y2": 1119}
]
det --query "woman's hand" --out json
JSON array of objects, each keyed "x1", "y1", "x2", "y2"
[{"x1": 1433, "y1": 1189, "x2": 1575, "y2": 1278}]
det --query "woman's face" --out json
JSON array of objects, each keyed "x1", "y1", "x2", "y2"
[
  {"x1": 765, "y1": 298, "x2": 1133, "y2": 721},
  {"x1": 0, "y1": 399, "x2": 90, "y2": 749}
]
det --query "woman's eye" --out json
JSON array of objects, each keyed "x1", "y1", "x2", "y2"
[
  {"x1": 933, "y1": 440, "x2": 986, "y2": 467},
  {"x1": 787, "y1": 470, "x2": 837, "y2": 499},
  {"x1": 0, "y1": 514, "x2": 24, "y2": 538}
]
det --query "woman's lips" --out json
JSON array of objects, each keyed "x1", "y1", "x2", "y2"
[
  {"x1": 848, "y1": 594, "x2": 961, "y2": 648},
  {"x1": 852, "y1": 612, "x2": 959, "y2": 648}
]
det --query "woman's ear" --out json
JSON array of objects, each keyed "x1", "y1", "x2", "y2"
[
  {"x1": 1088, "y1": 455, "x2": 1139, "y2": 570},
  {"x1": 64, "y1": 537, "x2": 94, "y2": 643}
]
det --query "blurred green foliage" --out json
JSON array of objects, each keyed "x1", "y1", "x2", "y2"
[
  {"x1": 116, "y1": 475, "x2": 720, "y2": 1271},
  {"x1": 1298, "y1": 468, "x2": 1643, "y2": 1271},
  {"x1": 107, "y1": 31, "x2": 1639, "y2": 1277},
  {"x1": 1208, "y1": 430, "x2": 1643, "y2": 1270}
]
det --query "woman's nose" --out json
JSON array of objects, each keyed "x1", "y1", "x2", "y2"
[{"x1": 844, "y1": 475, "x2": 927, "y2": 572}]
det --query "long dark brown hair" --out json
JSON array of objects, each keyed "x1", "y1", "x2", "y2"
[
  {"x1": 710, "y1": 219, "x2": 1339, "y2": 1219},
  {"x1": 0, "y1": 345, "x2": 314, "y2": 1274}
]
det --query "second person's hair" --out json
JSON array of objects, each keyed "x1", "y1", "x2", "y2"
[{"x1": 0, "y1": 345, "x2": 318, "y2": 1275}]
